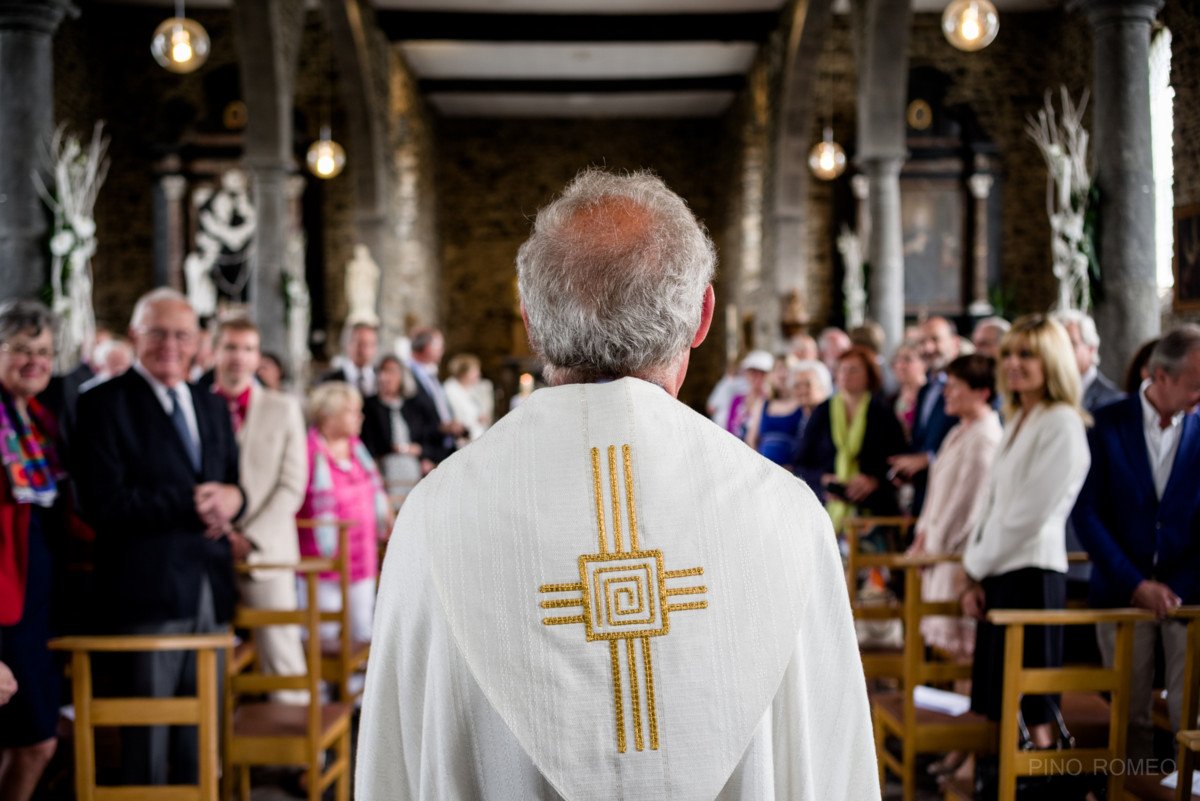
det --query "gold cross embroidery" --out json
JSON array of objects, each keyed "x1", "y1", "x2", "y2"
[{"x1": 539, "y1": 444, "x2": 708, "y2": 754}]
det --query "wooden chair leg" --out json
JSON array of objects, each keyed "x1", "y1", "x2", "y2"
[
  {"x1": 874, "y1": 712, "x2": 887, "y2": 790},
  {"x1": 238, "y1": 764, "x2": 251, "y2": 801},
  {"x1": 337, "y1": 731, "x2": 351, "y2": 801},
  {"x1": 902, "y1": 736, "x2": 916, "y2": 801}
]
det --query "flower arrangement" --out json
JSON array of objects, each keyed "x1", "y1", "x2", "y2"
[
  {"x1": 33, "y1": 122, "x2": 109, "y2": 372},
  {"x1": 1026, "y1": 87, "x2": 1098, "y2": 312}
]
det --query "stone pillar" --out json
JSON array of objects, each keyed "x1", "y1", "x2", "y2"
[
  {"x1": 1075, "y1": 0, "x2": 1163, "y2": 377},
  {"x1": 967, "y1": 173, "x2": 994, "y2": 315},
  {"x1": 0, "y1": 0, "x2": 77, "y2": 302},
  {"x1": 853, "y1": 0, "x2": 912, "y2": 353},
  {"x1": 155, "y1": 173, "x2": 188, "y2": 290},
  {"x1": 233, "y1": 0, "x2": 306, "y2": 356},
  {"x1": 861, "y1": 157, "x2": 906, "y2": 347}
]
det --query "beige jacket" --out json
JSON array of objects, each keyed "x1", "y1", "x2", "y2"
[{"x1": 237, "y1": 384, "x2": 308, "y2": 579}]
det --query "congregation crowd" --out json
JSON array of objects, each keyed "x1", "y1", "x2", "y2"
[
  {"x1": 0, "y1": 272, "x2": 1198, "y2": 796},
  {"x1": 0, "y1": 289, "x2": 492, "y2": 797},
  {"x1": 708, "y1": 310, "x2": 1200, "y2": 787}
]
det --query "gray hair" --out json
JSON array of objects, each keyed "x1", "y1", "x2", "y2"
[
  {"x1": 0, "y1": 299, "x2": 58, "y2": 348},
  {"x1": 516, "y1": 168, "x2": 716, "y2": 384},
  {"x1": 973, "y1": 316, "x2": 1011, "y2": 336},
  {"x1": 1051, "y1": 309, "x2": 1100, "y2": 362},
  {"x1": 307, "y1": 381, "x2": 362, "y2": 426},
  {"x1": 791, "y1": 359, "x2": 833, "y2": 398},
  {"x1": 130, "y1": 287, "x2": 194, "y2": 330},
  {"x1": 1148, "y1": 324, "x2": 1200, "y2": 378}
]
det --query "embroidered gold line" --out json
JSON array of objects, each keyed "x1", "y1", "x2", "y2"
[
  {"x1": 540, "y1": 598, "x2": 583, "y2": 609},
  {"x1": 626, "y1": 638, "x2": 644, "y2": 751},
  {"x1": 610, "y1": 640, "x2": 625, "y2": 753},
  {"x1": 666, "y1": 601, "x2": 708, "y2": 612},
  {"x1": 664, "y1": 585, "x2": 707, "y2": 597},
  {"x1": 542, "y1": 615, "x2": 586, "y2": 626},
  {"x1": 664, "y1": 567, "x2": 704, "y2": 579},
  {"x1": 591, "y1": 447, "x2": 607, "y2": 554},
  {"x1": 608, "y1": 446, "x2": 623, "y2": 553},
  {"x1": 622, "y1": 445, "x2": 639, "y2": 552},
  {"x1": 642, "y1": 636, "x2": 658, "y2": 750},
  {"x1": 538, "y1": 582, "x2": 584, "y2": 594}
]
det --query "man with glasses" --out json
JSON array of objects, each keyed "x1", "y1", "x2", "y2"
[{"x1": 74, "y1": 288, "x2": 245, "y2": 786}]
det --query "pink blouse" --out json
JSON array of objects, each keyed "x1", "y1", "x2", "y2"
[{"x1": 297, "y1": 430, "x2": 380, "y2": 583}]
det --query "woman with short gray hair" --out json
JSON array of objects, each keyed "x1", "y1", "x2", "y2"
[{"x1": 0, "y1": 299, "x2": 67, "y2": 801}]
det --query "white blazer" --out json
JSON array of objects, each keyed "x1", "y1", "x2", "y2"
[
  {"x1": 237, "y1": 384, "x2": 308, "y2": 578},
  {"x1": 962, "y1": 402, "x2": 1090, "y2": 581}
]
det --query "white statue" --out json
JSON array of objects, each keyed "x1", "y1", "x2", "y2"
[
  {"x1": 345, "y1": 244, "x2": 380, "y2": 327},
  {"x1": 284, "y1": 231, "x2": 311, "y2": 388},
  {"x1": 837, "y1": 225, "x2": 866, "y2": 330},
  {"x1": 183, "y1": 231, "x2": 220, "y2": 317}
]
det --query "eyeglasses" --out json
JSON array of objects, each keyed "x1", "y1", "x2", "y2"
[
  {"x1": 0, "y1": 344, "x2": 54, "y2": 362},
  {"x1": 138, "y1": 328, "x2": 196, "y2": 344}
]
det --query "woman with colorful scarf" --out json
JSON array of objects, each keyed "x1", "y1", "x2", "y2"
[
  {"x1": 296, "y1": 382, "x2": 391, "y2": 666},
  {"x1": 0, "y1": 300, "x2": 68, "y2": 801},
  {"x1": 793, "y1": 345, "x2": 906, "y2": 532}
]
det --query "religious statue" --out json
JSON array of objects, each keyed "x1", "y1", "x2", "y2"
[
  {"x1": 345, "y1": 244, "x2": 381, "y2": 326},
  {"x1": 185, "y1": 168, "x2": 257, "y2": 306},
  {"x1": 183, "y1": 230, "x2": 220, "y2": 318},
  {"x1": 284, "y1": 230, "x2": 312, "y2": 388}
]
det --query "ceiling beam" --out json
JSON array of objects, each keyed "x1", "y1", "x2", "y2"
[
  {"x1": 418, "y1": 75, "x2": 747, "y2": 93},
  {"x1": 377, "y1": 11, "x2": 778, "y2": 42}
]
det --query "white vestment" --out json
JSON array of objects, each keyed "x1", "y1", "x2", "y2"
[{"x1": 357, "y1": 378, "x2": 878, "y2": 801}]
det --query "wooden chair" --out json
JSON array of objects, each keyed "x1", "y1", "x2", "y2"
[
  {"x1": 1123, "y1": 606, "x2": 1200, "y2": 801},
  {"x1": 870, "y1": 553, "x2": 997, "y2": 801},
  {"x1": 983, "y1": 607, "x2": 1156, "y2": 801},
  {"x1": 843, "y1": 516, "x2": 915, "y2": 684},
  {"x1": 224, "y1": 556, "x2": 352, "y2": 801},
  {"x1": 48, "y1": 631, "x2": 234, "y2": 801},
  {"x1": 295, "y1": 518, "x2": 371, "y2": 704}
]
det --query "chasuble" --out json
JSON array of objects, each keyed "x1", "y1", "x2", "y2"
[{"x1": 357, "y1": 378, "x2": 878, "y2": 800}]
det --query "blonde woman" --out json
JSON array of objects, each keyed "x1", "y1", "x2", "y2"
[
  {"x1": 960, "y1": 315, "x2": 1090, "y2": 756},
  {"x1": 297, "y1": 382, "x2": 390, "y2": 649}
]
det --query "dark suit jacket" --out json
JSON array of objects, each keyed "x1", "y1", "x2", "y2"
[
  {"x1": 361, "y1": 395, "x2": 427, "y2": 460},
  {"x1": 402, "y1": 374, "x2": 455, "y2": 464},
  {"x1": 37, "y1": 361, "x2": 95, "y2": 454},
  {"x1": 73, "y1": 370, "x2": 242, "y2": 626},
  {"x1": 793, "y1": 394, "x2": 906, "y2": 516},
  {"x1": 1071, "y1": 397, "x2": 1200, "y2": 607},
  {"x1": 1083, "y1": 371, "x2": 1125, "y2": 412},
  {"x1": 908, "y1": 379, "x2": 959, "y2": 514}
]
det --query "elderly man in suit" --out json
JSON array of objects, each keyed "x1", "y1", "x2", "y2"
[
  {"x1": 1072, "y1": 325, "x2": 1200, "y2": 761},
  {"x1": 1053, "y1": 309, "x2": 1124, "y2": 411},
  {"x1": 322, "y1": 322, "x2": 379, "y2": 397},
  {"x1": 74, "y1": 288, "x2": 245, "y2": 785},
  {"x1": 888, "y1": 315, "x2": 960, "y2": 515},
  {"x1": 211, "y1": 317, "x2": 309, "y2": 704},
  {"x1": 403, "y1": 326, "x2": 461, "y2": 472}
]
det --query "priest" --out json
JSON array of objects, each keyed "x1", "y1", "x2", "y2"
[{"x1": 357, "y1": 169, "x2": 878, "y2": 801}]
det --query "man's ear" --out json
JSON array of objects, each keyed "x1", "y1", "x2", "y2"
[{"x1": 691, "y1": 285, "x2": 715, "y2": 349}]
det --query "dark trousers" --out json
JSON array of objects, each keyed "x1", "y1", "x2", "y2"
[
  {"x1": 119, "y1": 577, "x2": 225, "y2": 786},
  {"x1": 971, "y1": 567, "x2": 1066, "y2": 726}
]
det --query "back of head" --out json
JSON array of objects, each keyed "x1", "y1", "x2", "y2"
[
  {"x1": 1147, "y1": 324, "x2": 1200, "y2": 377},
  {"x1": 517, "y1": 168, "x2": 716, "y2": 385}
]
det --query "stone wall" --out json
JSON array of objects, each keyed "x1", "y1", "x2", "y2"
[{"x1": 433, "y1": 117, "x2": 726, "y2": 410}]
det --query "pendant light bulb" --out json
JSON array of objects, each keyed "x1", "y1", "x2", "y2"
[
  {"x1": 942, "y1": 0, "x2": 999, "y2": 52},
  {"x1": 809, "y1": 127, "x2": 847, "y2": 181},
  {"x1": 307, "y1": 125, "x2": 346, "y2": 179},
  {"x1": 151, "y1": 2, "x2": 210, "y2": 74}
]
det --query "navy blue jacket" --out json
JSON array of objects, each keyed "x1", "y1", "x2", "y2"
[{"x1": 1071, "y1": 396, "x2": 1200, "y2": 607}]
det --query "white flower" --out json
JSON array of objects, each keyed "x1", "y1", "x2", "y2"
[
  {"x1": 71, "y1": 216, "x2": 96, "y2": 239},
  {"x1": 50, "y1": 229, "x2": 76, "y2": 256}
]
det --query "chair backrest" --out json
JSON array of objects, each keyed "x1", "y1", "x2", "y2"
[
  {"x1": 1169, "y1": 606, "x2": 1200, "y2": 801},
  {"x1": 294, "y1": 518, "x2": 354, "y2": 638},
  {"x1": 228, "y1": 555, "x2": 335, "y2": 746},
  {"x1": 986, "y1": 607, "x2": 1157, "y2": 801},
  {"x1": 842, "y1": 516, "x2": 915, "y2": 601},
  {"x1": 47, "y1": 632, "x2": 235, "y2": 801}
]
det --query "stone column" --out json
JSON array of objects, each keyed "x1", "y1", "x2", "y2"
[
  {"x1": 233, "y1": 0, "x2": 306, "y2": 356},
  {"x1": 861, "y1": 157, "x2": 906, "y2": 347},
  {"x1": 155, "y1": 173, "x2": 188, "y2": 290},
  {"x1": 1074, "y1": 0, "x2": 1163, "y2": 377},
  {"x1": 967, "y1": 173, "x2": 994, "y2": 315},
  {"x1": 0, "y1": 0, "x2": 77, "y2": 302},
  {"x1": 853, "y1": 0, "x2": 912, "y2": 353}
]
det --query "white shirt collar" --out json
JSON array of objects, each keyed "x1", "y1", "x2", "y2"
[
  {"x1": 1139, "y1": 378, "x2": 1185, "y2": 432},
  {"x1": 134, "y1": 361, "x2": 201, "y2": 447}
]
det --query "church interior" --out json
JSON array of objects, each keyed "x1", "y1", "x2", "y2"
[{"x1": 3, "y1": 0, "x2": 1200, "y2": 799}]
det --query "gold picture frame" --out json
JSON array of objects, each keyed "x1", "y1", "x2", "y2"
[{"x1": 1173, "y1": 203, "x2": 1200, "y2": 312}]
